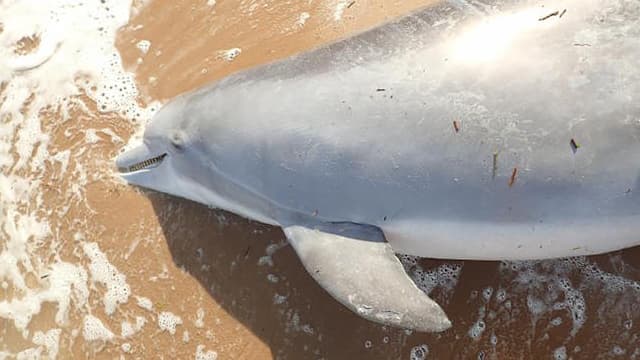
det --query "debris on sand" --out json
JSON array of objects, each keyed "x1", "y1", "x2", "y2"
[{"x1": 539, "y1": 10, "x2": 559, "y2": 21}]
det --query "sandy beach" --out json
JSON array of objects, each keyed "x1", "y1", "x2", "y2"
[{"x1": 1, "y1": 0, "x2": 640, "y2": 358}]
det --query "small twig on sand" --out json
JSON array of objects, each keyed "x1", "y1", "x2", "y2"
[{"x1": 539, "y1": 10, "x2": 559, "y2": 21}]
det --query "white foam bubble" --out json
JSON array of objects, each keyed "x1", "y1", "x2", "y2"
[
  {"x1": 611, "y1": 346, "x2": 626, "y2": 356},
  {"x1": 526, "y1": 295, "x2": 546, "y2": 317},
  {"x1": 83, "y1": 242, "x2": 130, "y2": 315},
  {"x1": 553, "y1": 346, "x2": 567, "y2": 360},
  {"x1": 194, "y1": 308, "x2": 205, "y2": 328},
  {"x1": 468, "y1": 319, "x2": 486, "y2": 340},
  {"x1": 333, "y1": 0, "x2": 349, "y2": 21},
  {"x1": 136, "y1": 40, "x2": 151, "y2": 55},
  {"x1": 218, "y1": 48, "x2": 241, "y2": 62},
  {"x1": 482, "y1": 287, "x2": 493, "y2": 302},
  {"x1": 31, "y1": 328, "x2": 61, "y2": 359},
  {"x1": 502, "y1": 259, "x2": 594, "y2": 337},
  {"x1": 195, "y1": 345, "x2": 218, "y2": 360},
  {"x1": 259, "y1": 241, "x2": 288, "y2": 267},
  {"x1": 273, "y1": 293, "x2": 288, "y2": 304},
  {"x1": 15, "y1": 347, "x2": 41, "y2": 359},
  {"x1": 135, "y1": 296, "x2": 153, "y2": 311},
  {"x1": 121, "y1": 316, "x2": 145, "y2": 338},
  {"x1": 82, "y1": 315, "x2": 115, "y2": 342},
  {"x1": 158, "y1": 311, "x2": 183, "y2": 335},
  {"x1": 490, "y1": 333, "x2": 498, "y2": 346},
  {"x1": 121, "y1": 321, "x2": 134, "y2": 338},
  {"x1": 258, "y1": 256, "x2": 273, "y2": 267},
  {"x1": 400, "y1": 256, "x2": 462, "y2": 299},
  {"x1": 121, "y1": 343, "x2": 132, "y2": 353},
  {"x1": 296, "y1": 12, "x2": 310, "y2": 28},
  {"x1": 0, "y1": 261, "x2": 88, "y2": 332},
  {"x1": 0, "y1": 0, "x2": 155, "y2": 352},
  {"x1": 410, "y1": 344, "x2": 429, "y2": 360}
]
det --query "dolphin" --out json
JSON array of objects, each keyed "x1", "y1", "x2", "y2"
[{"x1": 116, "y1": 0, "x2": 640, "y2": 332}]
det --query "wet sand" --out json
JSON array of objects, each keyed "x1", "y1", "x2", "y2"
[{"x1": 2, "y1": 0, "x2": 640, "y2": 359}]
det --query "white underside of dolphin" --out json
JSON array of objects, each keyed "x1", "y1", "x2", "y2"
[{"x1": 116, "y1": 0, "x2": 640, "y2": 332}]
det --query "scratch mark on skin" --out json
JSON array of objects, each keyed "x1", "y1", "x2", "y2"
[
  {"x1": 509, "y1": 167, "x2": 518, "y2": 187},
  {"x1": 492, "y1": 152, "x2": 499, "y2": 180},
  {"x1": 570, "y1": 138, "x2": 580, "y2": 153}
]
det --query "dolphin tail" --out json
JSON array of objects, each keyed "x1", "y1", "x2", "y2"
[{"x1": 283, "y1": 223, "x2": 451, "y2": 332}]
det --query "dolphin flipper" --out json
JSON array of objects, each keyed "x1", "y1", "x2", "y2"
[{"x1": 283, "y1": 223, "x2": 451, "y2": 332}]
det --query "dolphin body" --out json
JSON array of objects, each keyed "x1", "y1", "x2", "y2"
[{"x1": 116, "y1": 0, "x2": 640, "y2": 332}]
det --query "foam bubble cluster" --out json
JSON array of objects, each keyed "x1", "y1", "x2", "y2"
[
  {"x1": 121, "y1": 316, "x2": 146, "y2": 338},
  {"x1": 498, "y1": 255, "x2": 640, "y2": 349},
  {"x1": 83, "y1": 242, "x2": 131, "y2": 315},
  {"x1": 158, "y1": 311, "x2": 183, "y2": 335},
  {"x1": 82, "y1": 315, "x2": 115, "y2": 342},
  {"x1": 21, "y1": 328, "x2": 62, "y2": 359},
  {"x1": 0, "y1": 0, "x2": 157, "y2": 356},
  {"x1": 196, "y1": 344, "x2": 218, "y2": 360},
  {"x1": 0, "y1": 261, "x2": 88, "y2": 335},
  {"x1": 400, "y1": 255, "x2": 462, "y2": 301}
]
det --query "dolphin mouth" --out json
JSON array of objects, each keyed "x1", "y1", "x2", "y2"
[
  {"x1": 117, "y1": 153, "x2": 167, "y2": 173},
  {"x1": 116, "y1": 142, "x2": 168, "y2": 174}
]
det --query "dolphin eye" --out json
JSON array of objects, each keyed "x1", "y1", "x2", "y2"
[{"x1": 170, "y1": 131, "x2": 185, "y2": 151}]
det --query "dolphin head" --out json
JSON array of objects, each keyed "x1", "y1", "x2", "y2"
[
  {"x1": 115, "y1": 95, "x2": 207, "y2": 203},
  {"x1": 115, "y1": 90, "x2": 278, "y2": 225}
]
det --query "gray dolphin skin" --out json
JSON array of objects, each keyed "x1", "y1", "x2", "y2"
[{"x1": 116, "y1": 0, "x2": 640, "y2": 332}]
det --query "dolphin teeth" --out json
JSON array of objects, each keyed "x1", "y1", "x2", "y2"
[{"x1": 121, "y1": 153, "x2": 167, "y2": 173}]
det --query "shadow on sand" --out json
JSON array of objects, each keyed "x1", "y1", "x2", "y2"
[{"x1": 147, "y1": 192, "x2": 640, "y2": 359}]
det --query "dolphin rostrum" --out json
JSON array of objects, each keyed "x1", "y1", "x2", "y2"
[{"x1": 116, "y1": 0, "x2": 640, "y2": 332}]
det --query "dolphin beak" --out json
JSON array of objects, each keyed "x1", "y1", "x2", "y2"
[{"x1": 115, "y1": 143, "x2": 167, "y2": 184}]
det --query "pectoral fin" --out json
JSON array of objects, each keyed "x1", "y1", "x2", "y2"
[{"x1": 283, "y1": 223, "x2": 451, "y2": 332}]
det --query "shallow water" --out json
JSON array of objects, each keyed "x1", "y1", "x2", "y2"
[{"x1": 1, "y1": 0, "x2": 639, "y2": 358}]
